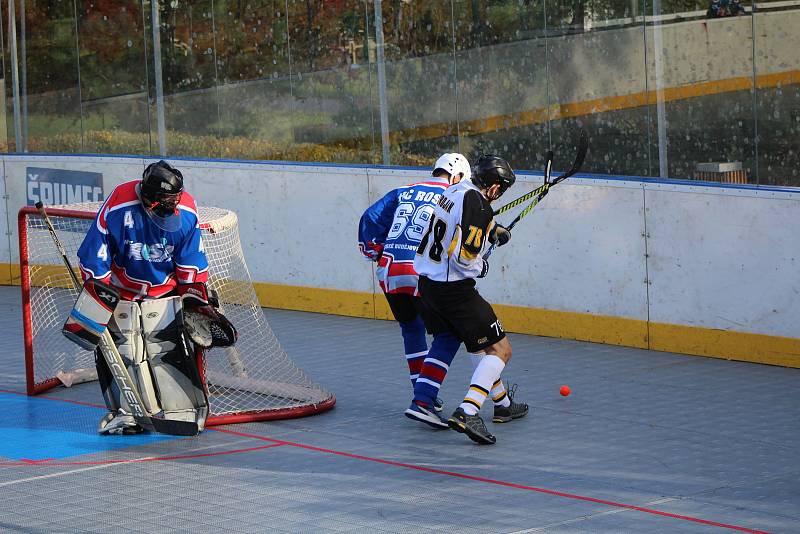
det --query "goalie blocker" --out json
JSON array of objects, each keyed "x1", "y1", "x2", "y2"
[
  {"x1": 62, "y1": 278, "x2": 120, "y2": 351},
  {"x1": 63, "y1": 279, "x2": 237, "y2": 434}
]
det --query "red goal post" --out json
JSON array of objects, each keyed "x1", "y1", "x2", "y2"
[{"x1": 19, "y1": 203, "x2": 335, "y2": 425}]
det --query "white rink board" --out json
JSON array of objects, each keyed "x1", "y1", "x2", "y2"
[
  {"x1": 644, "y1": 183, "x2": 800, "y2": 338},
  {"x1": 480, "y1": 179, "x2": 649, "y2": 320},
  {"x1": 177, "y1": 159, "x2": 374, "y2": 293},
  {"x1": 1, "y1": 154, "x2": 798, "y2": 342}
]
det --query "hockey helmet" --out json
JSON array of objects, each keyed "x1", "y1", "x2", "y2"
[
  {"x1": 472, "y1": 154, "x2": 516, "y2": 196},
  {"x1": 139, "y1": 160, "x2": 184, "y2": 231},
  {"x1": 433, "y1": 153, "x2": 471, "y2": 183}
]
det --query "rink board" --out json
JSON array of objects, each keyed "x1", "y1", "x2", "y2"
[{"x1": 1, "y1": 154, "x2": 798, "y2": 366}]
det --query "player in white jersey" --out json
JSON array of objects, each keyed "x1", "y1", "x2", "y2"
[{"x1": 414, "y1": 155, "x2": 528, "y2": 444}]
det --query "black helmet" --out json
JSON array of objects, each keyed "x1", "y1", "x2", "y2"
[
  {"x1": 140, "y1": 160, "x2": 184, "y2": 231},
  {"x1": 472, "y1": 154, "x2": 516, "y2": 195}
]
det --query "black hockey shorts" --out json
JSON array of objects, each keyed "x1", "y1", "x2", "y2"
[
  {"x1": 417, "y1": 276, "x2": 506, "y2": 353},
  {"x1": 384, "y1": 292, "x2": 426, "y2": 324}
]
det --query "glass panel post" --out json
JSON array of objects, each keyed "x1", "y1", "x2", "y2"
[
  {"x1": 7, "y1": 0, "x2": 21, "y2": 151},
  {"x1": 151, "y1": 0, "x2": 167, "y2": 155},
  {"x1": 374, "y1": 0, "x2": 390, "y2": 164}
]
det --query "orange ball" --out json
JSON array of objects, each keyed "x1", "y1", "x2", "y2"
[{"x1": 559, "y1": 385, "x2": 571, "y2": 397}]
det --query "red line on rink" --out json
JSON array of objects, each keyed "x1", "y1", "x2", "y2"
[
  {"x1": 215, "y1": 427, "x2": 771, "y2": 534},
  {"x1": 0, "y1": 390, "x2": 769, "y2": 533}
]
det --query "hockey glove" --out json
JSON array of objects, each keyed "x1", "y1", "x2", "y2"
[
  {"x1": 362, "y1": 240, "x2": 384, "y2": 262},
  {"x1": 178, "y1": 282, "x2": 237, "y2": 348},
  {"x1": 478, "y1": 259, "x2": 490, "y2": 278},
  {"x1": 489, "y1": 224, "x2": 511, "y2": 247}
]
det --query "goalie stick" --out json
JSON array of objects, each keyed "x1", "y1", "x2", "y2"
[
  {"x1": 484, "y1": 130, "x2": 589, "y2": 259},
  {"x1": 35, "y1": 202, "x2": 200, "y2": 437}
]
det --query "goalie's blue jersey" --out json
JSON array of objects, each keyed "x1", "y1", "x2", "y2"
[
  {"x1": 358, "y1": 177, "x2": 449, "y2": 294},
  {"x1": 77, "y1": 180, "x2": 209, "y2": 300}
]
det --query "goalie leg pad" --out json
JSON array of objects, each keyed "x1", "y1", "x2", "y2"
[
  {"x1": 108, "y1": 301, "x2": 161, "y2": 415},
  {"x1": 63, "y1": 279, "x2": 120, "y2": 351},
  {"x1": 140, "y1": 297, "x2": 209, "y2": 428}
]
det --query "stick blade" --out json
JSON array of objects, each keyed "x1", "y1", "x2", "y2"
[
  {"x1": 554, "y1": 129, "x2": 589, "y2": 184},
  {"x1": 150, "y1": 417, "x2": 200, "y2": 437},
  {"x1": 574, "y1": 129, "x2": 589, "y2": 169}
]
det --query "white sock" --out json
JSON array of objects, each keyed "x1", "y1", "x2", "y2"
[
  {"x1": 490, "y1": 379, "x2": 511, "y2": 407},
  {"x1": 459, "y1": 354, "x2": 506, "y2": 416}
]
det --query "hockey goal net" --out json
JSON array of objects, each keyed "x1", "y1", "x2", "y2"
[{"x1": 19, "y1": 203, "x2": 335, "y2": 425}]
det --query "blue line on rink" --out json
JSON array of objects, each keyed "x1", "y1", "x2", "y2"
[{"x1": 0, "y1": 393, "x2": 178, "y2": 460}]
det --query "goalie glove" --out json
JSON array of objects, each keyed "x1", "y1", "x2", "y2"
[
  {"x1": 177, "y1": 282, "x2": 238, "y2": 348},
  {"x1": 362, "y1": 240, "x2": 384, "y2": 262}
]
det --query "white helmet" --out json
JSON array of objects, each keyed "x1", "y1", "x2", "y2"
[{"x1": 433, "y1": 152, "x2": 471, "y2": 183}]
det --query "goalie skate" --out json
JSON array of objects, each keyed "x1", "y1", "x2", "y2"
[{"x1": 98, "y1": 410, "x2": 144, "y2": 435}]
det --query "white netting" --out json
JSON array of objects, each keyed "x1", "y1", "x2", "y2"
[{"x1": 20, "y1": 203, "x2": 334, "y2": 423}]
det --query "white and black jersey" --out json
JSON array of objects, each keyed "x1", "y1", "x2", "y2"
[{"x1": 414, "y1": 179, "x2": 496, "y2": 282}]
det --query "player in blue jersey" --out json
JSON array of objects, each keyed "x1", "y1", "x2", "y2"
[
  {"x1": 358, "y1": 153, "x2": 470, "y2": 426},
  {"x1": 68, "y1": 161, "x2": 235, "y2": 435}
]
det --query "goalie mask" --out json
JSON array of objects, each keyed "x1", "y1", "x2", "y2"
[{"x1": 139, "y1": 160, "x2": 184, "y2": 232}]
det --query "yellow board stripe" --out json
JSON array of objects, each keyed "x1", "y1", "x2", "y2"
[
  {"x1": 328, "y1": 69, "x2": 800, "y2": 150},
  {"x1": 6, "y1": 268, "x2": 799, "y2": 368}
]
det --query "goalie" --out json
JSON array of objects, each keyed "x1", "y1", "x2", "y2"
[{"x1": 64, "y1": 160, "x2": 236, "y2": 435}]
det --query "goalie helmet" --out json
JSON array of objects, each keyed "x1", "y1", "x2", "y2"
[
  {"x1": 472, "y1": 154, "x2": 516, "y2": 196},
  {"x1": 433, "y1": 153, "x2": 471, "y2": 183},
  {"x1": 139, "y1": 160, "x2": 184, "y2": 231}
]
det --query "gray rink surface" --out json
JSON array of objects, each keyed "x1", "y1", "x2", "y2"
[{"x1": 0, "y1": 285, "x2": 798, "y2": 533}]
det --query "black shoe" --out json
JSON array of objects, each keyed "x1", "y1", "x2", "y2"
[
  {"x1": 447, "y1": 407, "x2": 496, "y2": 445},
  {"x1": 433, "y1": 397, "x2": 444, "y2": 413},
  {"x1": 405, "y1": 402, "x2": 449, "y2": 429},
  {"x1": 492, "y1": 383, "x2": 529, "y2": 423}
]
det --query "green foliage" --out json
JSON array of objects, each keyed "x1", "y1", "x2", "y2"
[{"x1": 16, "y1": 129, "x2": 430, "y2": 167}]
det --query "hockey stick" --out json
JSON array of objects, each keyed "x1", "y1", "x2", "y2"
[
  {"x1": 484, "y1": 130, "x2": 589, "y2": 259},
  {"x1": 493, "y1": 130, "x2": 589, "y2": 216},
  {"x1": 35, "y1": 202, "x2": 200, "y2": 436}
]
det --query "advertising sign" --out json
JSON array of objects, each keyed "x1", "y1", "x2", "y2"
[{"x1": 26, "y1": 167, "x2": 104, "y2": 206}]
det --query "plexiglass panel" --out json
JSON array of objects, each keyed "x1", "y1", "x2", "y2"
[
  {"x1": 645, "y1": 0, "x2": 756, "y2": 182},
  {"x1": 77, "y1": 0, "x2": 151, "y2": 154},
  {"x1": 160, "y1": 0, "x2": 222, "y2": 156},
  {"x1": 453, "y1": 0, "x2": 550, "y2": 170},
  {"x1": 753, "y1": 0, "x2": 800, "y2": 186},
  {"x1": 287, "y1": 0, "x2": 377, "y2": 163},
  {"x1": 547, "y1": 0, "x2": 652, "y2": 177},
  {"x1": 2, "y1": 0, "x2": 798, "y2": 186},
  {"x1": 6, "y1": 1, "x2": 82, "y2": 152},
  {"x1": 211, "y1": 1, "x2": 294, "y2": 159},
  {"x1": 378, "y1": 0, "x2": 459, "y2": 165}
]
